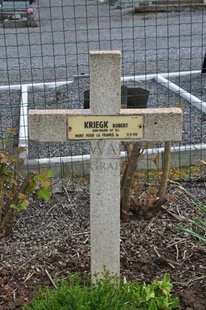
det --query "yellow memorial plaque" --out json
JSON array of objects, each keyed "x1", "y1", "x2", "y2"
[{"x1": 67, "y1": 115, "x2": 144, "y2": 140}]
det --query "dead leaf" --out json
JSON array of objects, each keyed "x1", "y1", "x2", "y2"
[{"x1": 3, "y1": 284, "x2": 12, "y2": 292}]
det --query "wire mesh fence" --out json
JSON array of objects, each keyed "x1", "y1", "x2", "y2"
[{"x1": 1, "y1": 0, "x2": 206, "y2": 182}]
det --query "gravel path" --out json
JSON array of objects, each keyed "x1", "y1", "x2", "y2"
[
  {"x1": 171, "y1": 73, "x2": 206, "y2": 102},
  {"x1": 0, "y1": 90, "x2": 21, "y2": 146},
  {"x1": 0, "y1": 1, "x2": 205, "y2": 84},
  {"x1": 0, "y1": 2, "x2": 206, "y2": 158}
]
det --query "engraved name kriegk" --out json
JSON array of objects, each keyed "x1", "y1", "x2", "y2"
[{"x1": 68, "y1": 115, "x2": 144, "y2": 140}]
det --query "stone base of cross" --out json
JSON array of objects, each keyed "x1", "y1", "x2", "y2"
[{"x1": 29, "y1": 51, "x2": 182, "y2": 280}]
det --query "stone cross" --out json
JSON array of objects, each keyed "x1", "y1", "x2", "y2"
[{"x1": 29, "y1": 51, "x2": 182, "y2": 280}]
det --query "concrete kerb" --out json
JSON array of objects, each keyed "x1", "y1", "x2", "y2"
[
  {"x1": 134, "y1": 1, "x2": 206, "y2": 13},
  {"x1": 1, "y1": 69, "x2": 204, "y2": 176},
  {"x1": 21, "y1": 144, "x2": 206, "y2": 177},
  {"x1": 19, "y1": 81, "x2": 74, "y2": 160},
  {"x1": 155, "y1": 75, "x2": 206, "y2": 113}
]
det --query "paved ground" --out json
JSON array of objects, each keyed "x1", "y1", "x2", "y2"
[{"x1": 0, "y1": 0, "x2": 205, "y2": 85}]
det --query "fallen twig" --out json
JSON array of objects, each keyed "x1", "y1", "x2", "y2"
[
  {"x1": 175, "y1": 244, "x2": 179, "y2": 261},
  {"x1": 169, "y1": 180, "x2": 204, "y2": 205},
  {"x1": 153, "y1": 246, "x2": 161, "y2": 257},
  {"x1": 24, "y1": 271, "x2": 36, "y2": 283},
  {"x1": 73, "y1": 231, "x2": 89, "y2": 236},
  {"x1": 186, "y1": 275, "x2": 206, "y2": 287},
  {"x1": 45, "y1": 269, "x2": 58, "y2": 289},
  {"x1": 12, "y1": 288, "x2": 17, "y2": 302},
  {"x1": 63, "y1": 185, "x2": 71, "y2": 203},
  {"x1": 161, "y1": 206, "x2": 183, "y2": 221}
]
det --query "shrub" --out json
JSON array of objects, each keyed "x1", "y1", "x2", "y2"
[
  {"x1": 23, "y1": 273, "x2": 179, "y2": 310},
  {"x1": 0, "y1": 129, "x2": 53, "y2": 237},
  {"x1": 121, "y1": 141, "x2": 171, "y2": 220}
]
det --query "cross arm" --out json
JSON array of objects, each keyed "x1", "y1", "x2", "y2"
[
  {"x1": 29, "y1": 107, "x2": 182, "y2": 142},
  {"x1": 29, "y1": 109, "x2": 89, "y2": 142},
  {"x1": 121, "y1": 107, "x2": 182, "y2": 141}
]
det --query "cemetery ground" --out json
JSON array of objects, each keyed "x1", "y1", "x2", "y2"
[
  {"x1": 0, "y1": 3, "x2": 206, "y2": 310},
  {"x1": 0, "y1": 174, "x2": 206, "y2": 309}
]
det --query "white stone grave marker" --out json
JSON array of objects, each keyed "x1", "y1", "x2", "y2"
[{"x1": 29, "y1": 51, "x2": 182, "y2": 280}]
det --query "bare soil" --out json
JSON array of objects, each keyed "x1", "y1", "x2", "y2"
[{"x1": 0, "y1": 180, "x2": 206, "y2": 310}]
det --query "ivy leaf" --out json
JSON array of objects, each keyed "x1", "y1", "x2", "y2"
[
  {"x1": 19, "y1": 201, "x2": 29, "y2": 211},
  {"x1": 10, "y1": 203, "x2": 18, "y2": 210},
  {"x1": 37, "y1": 189, "x2": 51, "y2": 201}
]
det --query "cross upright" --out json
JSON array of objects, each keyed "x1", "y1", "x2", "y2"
[{"x1": 29, "y1": 51, "x2": 182, "y2": 280}]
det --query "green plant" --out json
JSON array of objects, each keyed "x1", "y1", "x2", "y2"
[
  {"x1": 0, "y1": 129, "x2": 54, "y2": 237},
  {"x1": 23, "y1": 273, "x2": 179, "y2": 310}
]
